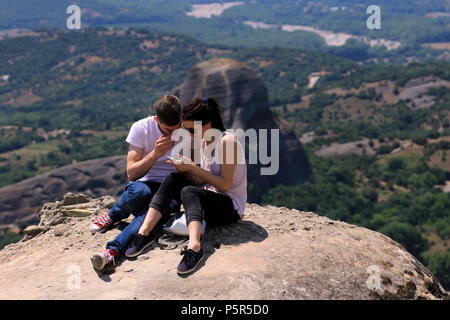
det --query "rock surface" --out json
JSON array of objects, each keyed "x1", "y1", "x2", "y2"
[
  {"x1": 173, "y1": 58, "x2": 314, "y2": 201},
  {"x1": 0, "y1": 193, "x2": 447, "y2": 300}
]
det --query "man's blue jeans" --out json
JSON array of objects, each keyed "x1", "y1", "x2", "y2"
[
  {"x1": 108, "y1": 181, "x2": 160, "y2": 223},
  {"x1": 106, "y1": 180, "x2": 178, "y2": 256}
]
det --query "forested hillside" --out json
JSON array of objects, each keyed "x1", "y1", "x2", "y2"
[{"x1": 0, "y1": 28, "x2": 353, "y2": 187}]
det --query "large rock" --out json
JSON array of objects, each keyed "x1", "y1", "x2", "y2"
[
  {"x1": 0, "y1": 156, "x2": 127, "y2": 226},
  {"x1": 173, "y1": 58, "x2": 314, "y2": 202},
  {"x1": 0, "y1": 194, "x2": 447, "y2": 300}
]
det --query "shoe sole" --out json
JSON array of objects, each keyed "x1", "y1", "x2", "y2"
[
  {"x1": 177, "y1": 253, "x2": 205, "y2": 275},
  {"x1": 90, "y1": 254, "x2": 106, "y2": 270},
  {"x1": 125, "y1": 239, "x2": 155, "y2": 258},
  {"x1": 90, "y1": 225, "x2": 112, "y2": 235},
  {"x1": 90, "y1": 228, "x2": 106, "y2": 235}
]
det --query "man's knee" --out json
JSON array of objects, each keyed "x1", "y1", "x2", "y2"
[{"x1": 126, "y1": 181, "x2": 152, "y2": 199}]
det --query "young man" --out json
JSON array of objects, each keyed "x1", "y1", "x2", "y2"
[{"x1": 90, "y1": 95, "x2": 182, "y2": 270}]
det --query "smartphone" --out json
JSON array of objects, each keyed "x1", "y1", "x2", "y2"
[{"x1": 167, "y1": 156, "x2": 182, "y2": 163}]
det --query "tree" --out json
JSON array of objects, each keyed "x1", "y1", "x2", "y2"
[
  {"x1": 378, "y1": 222, "x2": 429, "y2": 256},
  {"x1": 423, "y1": 252, "x2": 450, "y2": 290},
  {"x1": 408, "y1": 173, "x2": 438, "y2": 191},
  {"x1": 433, "y1": 219, "x2": 450, "y2": 239},
  {"x1": 362, "y1": 188, "x2": 378, "y2": 203},
  {"x1": 388, "y1": 158, "x2": 405, "y2": 171},
  {"x1": 0, "y1": 232, "x2": 23, "y2": 250}
]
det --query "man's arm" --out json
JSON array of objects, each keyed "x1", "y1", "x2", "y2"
[
  {"x1": 126, "y1": 135, "x2": 174, "y2": 181},
  {"x1": 126, "y1": 145, "x2": 158, "y2": 182}
]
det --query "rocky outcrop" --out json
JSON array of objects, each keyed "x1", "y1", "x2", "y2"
[
  {"x1": 0, "y1": 193, "x2": 447, "y2": 300},
  {"x1": 173, "y1": 58, "x2": 314, "y2": 201},
  {"x1": 0, "y1": 156, "x2": 127, "y2": 226}
]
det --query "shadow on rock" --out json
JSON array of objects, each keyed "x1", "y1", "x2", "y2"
[
  {"x1": 95, "y1": 218, "x2": 268, "y2": 278},
  {"x1": 204, "y1": 220, "x2": 268, "y2": 248},
  {"x1": 93, "y1": 254, "x2": 129, "y2": 280},
  {"x1": 177, "y1": 220, "x2": 269, "y2": 277}
]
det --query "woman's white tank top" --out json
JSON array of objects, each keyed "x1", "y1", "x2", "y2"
[{"x1": 200, "y1": 131, "x2": 247, "y2": 217}]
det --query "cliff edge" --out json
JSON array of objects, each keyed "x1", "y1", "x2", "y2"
[{"x1": 0, "y1": 193, "x2": 447, "y2": 300}]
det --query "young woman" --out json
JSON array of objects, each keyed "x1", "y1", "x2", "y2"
[{"x1": 125, "y1": 97, "x2": 247, "y2": 275}]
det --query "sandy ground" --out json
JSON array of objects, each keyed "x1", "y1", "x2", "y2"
[
  {"x1": 423, "y1": 43, "x2": 450, "y2": 50},
  {"x1": 187, "y1": 2, "x2": 244, "y2": 19},
  {"x1": 243, "y1": 20, "x2": 401, "y2": 50}
]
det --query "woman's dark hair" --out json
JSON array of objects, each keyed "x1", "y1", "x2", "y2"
[{"x1": 182, "y1": 97, "x2": 226, "y2": 131}]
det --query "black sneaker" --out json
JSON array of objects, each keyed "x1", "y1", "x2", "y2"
[
  {"x1": 177, "y1": 248, "x2": 205, "y2": 275},
  {"x1": 125, "y1": 233, "x2": 154, "y2": 258}
]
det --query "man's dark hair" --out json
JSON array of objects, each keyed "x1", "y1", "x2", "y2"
[{"x1": 154, "y1": 95, "x2": 181, "y2": 126}]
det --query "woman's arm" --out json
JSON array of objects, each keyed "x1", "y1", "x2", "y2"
[
  {"x1": 183, "y1": 147, "x2": 207, "y2": 185},
  {"x1": 168, "y1": 135, "x2": 239, "y2": 192},
  {"x1": 184, "y1": 166, "x2": 207, "y2": 185},
  {"x1": 191, "y1": 159, "x2": 236, "y2": 192}
]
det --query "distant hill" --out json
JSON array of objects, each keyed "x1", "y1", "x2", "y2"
[
  {"x1": 1, "y1": 0, "x2": 449, "y2": 62},
  {"x1": 272, "y1": 61, "x2": 450, "y2": 143}
]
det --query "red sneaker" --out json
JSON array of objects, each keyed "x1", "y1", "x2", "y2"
[
  {"x1": 90, "y1": 212, "x2": 114, "y2": 234},
  {"x1": 90, "y1": 249, "x2": 118, "y2": 270}
]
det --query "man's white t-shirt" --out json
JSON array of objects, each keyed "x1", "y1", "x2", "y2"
[{"x1": 125, "y1": 116, "x2": 177, "y2": 183}]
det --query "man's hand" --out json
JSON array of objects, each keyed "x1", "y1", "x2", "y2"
[
  {"x1": 154, "y1": 135, "x2": 175, "y2": 158},
  {"x1": 126, "y1": 137, "x2": 172, "y2": 181}
]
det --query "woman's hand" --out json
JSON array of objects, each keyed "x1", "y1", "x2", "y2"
[{"x1": 166, "y1": 154, "x2": 196, "y2": 173}]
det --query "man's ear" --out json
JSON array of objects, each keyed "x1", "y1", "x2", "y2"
[{"x1": 154, "y1": 116, "x2": 160, "y2": 124}]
